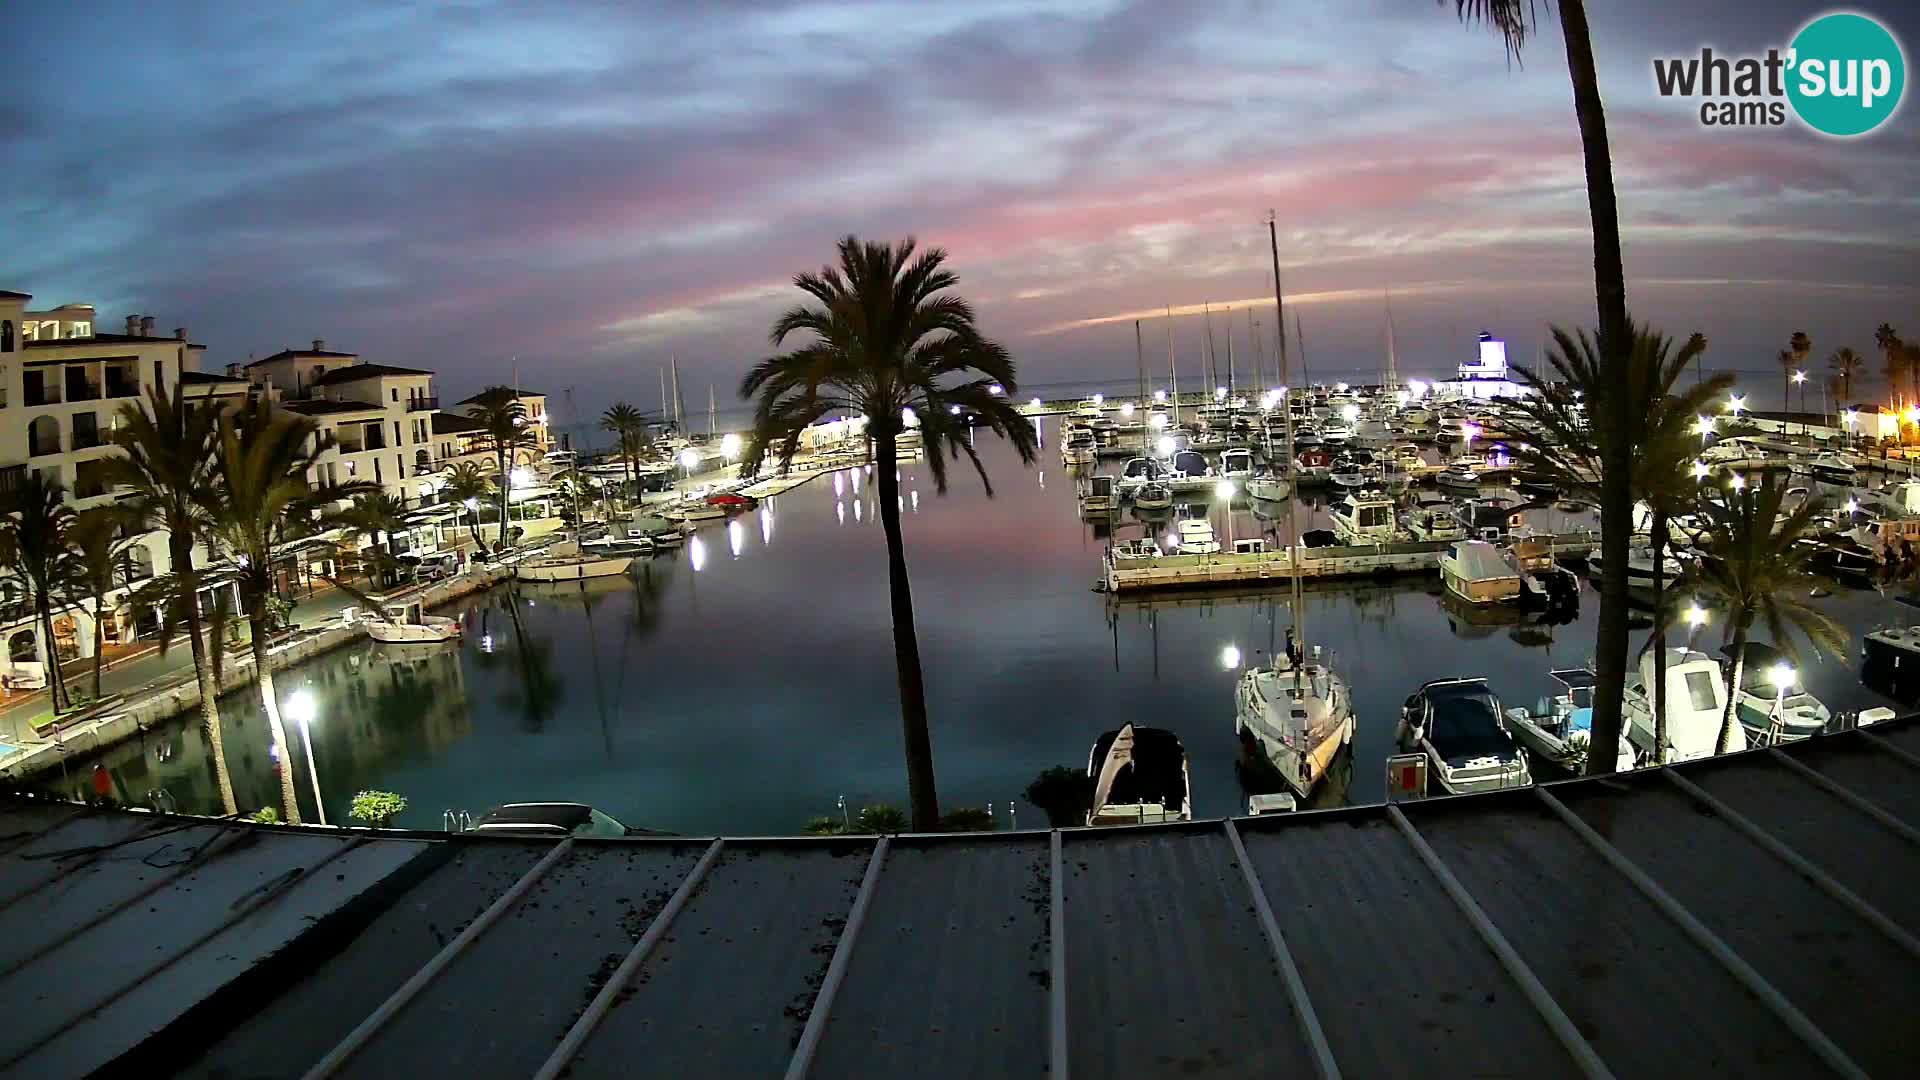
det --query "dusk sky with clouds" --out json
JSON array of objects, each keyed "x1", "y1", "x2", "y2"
[{"x1": 8, "y1": 1, "x2": 1917, "y2": 412}]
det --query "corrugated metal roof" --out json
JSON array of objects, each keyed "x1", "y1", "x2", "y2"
[{"x1": 4, "y1": 719, "x2": 1920, "y2": 1079}]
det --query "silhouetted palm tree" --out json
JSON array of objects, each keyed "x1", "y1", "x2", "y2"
[
  {"x1": 1508, "y1": 324, "x2": 1731, "y2": 765},
  {"x1": 1829, "y1": 346, "x2": 1863, "y2": 404},
  {"x1": 1691, "y1": 472, "x2": 1846, "y2": 754},
  {"x1": 600, "y1": 402, "x2": 647, "y2": 497},
  {"x1": 203, "y1": 398, "x2": 375, "y2": 821},
  {"x1": 0, "y1": 474, "x2": 79, "y2": 713},
  {"x1": 105, "y1": 385, "x2": 236, "y2": 814},
  {"x1": 472, "y1": 392, "x2": 531, "y2": 550},
  {"x1": 741, "y1": 236, "x2": 1039, "y2": 828},
  {"x1": 441, "y1": 461, "x2": 493, "y2": 549},
  {"x1": 68, "y1": 508, "x2": 140, "y2": 703},
  {"x1": 342, "y1": 492, "x2": 409, "y2": 587},
  {"x1": 1876, "y1": 323, "x2": 1903, "y2": 408},
  {"x1": 1450, "y1": 0, "x2": 1633, "y2": 758}
]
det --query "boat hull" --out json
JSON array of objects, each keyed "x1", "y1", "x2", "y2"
[{"x1": 514, "y1": 556, "x2": 633, "y2": 582}]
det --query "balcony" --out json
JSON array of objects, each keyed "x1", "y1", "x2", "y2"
[
  {"x1": 65, "y1": 379, "x2": 102, "y2": 403},
  {"x1": 71, "y1": 428, "x2": 104, "y2": 451},
  {"x1": 407, "y1": 396, "x2": 439, "y2": 412},
  {"x1": 105, "y1": 377, "x2": 140, "y2": 399},
  {"x1": 23, "y1": 384, "x2": 60, "y2": 407}
]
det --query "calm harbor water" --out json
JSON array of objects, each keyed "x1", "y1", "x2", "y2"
[{"x1": 35, "y1": 419, "x2": 1908, "y2": 834}]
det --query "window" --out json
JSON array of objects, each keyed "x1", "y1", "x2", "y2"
[
  {"x1": 27, "y1": 415, "x2": 60, "y2": 456},
  {"x1": 72, "y1": 412, "x2": 100, "y2": 449},
  {"x1": 23, "y1": 369, "x2": 56, "y2": 406},
  {"x1": 374, "y1": 457, "x2": 382, "y2": 483},
  {"x1": 1684, "y1": 670, "x2": 1719, "y2": 712},
  {"x1": 393, "y1": 422, "x2": 401, "y2": 445},
  {"x1": 74, "y1": 457, "x2": 110, "y2": 498},
  {"x1": 391, "y1": 389, "x2": 399, "y2": 402},
  {"x1": 1, "y1": 320, "x2": 11, "y2": 352},
  {"x1": 154, "y1": 360, "x2": 164, "y2": 388}
]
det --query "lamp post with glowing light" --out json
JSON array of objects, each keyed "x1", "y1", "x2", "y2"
[
  {"x1": 1791, "y1": 370, "x2": 1807, "y2": 437},
  {"x1": 1215, "y1": 478, "x2": 1236, "y2": 551},
  {"x1": 1765, "y1": 662, "x2": 1796, "y2": 746},
  {"x1": 677, "y1": 447, "x2": 700, "y2": 493},
  {"x1": 284, "y1": 689, "x2": 325, "y2": 825},
  {"x1": 1695, "y1": 414, "x2": 1714, "y2": 452}
]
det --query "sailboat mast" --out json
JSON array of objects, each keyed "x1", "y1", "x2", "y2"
[
  {"x1": 1202, "y1": 302, "x2": 1218, "y2": 395},
  {"x1": 1134, "y1": 320, "x2": 1147, "y2": 414},
  {"x1": 1225, "y1": 309, "x2": 1236, "y2": 397},
  {"x1": 1295, "y1": 313, "x2": 1309, "y2": 394},
  {"x1": 1268, "y1": 212, "x2": 1307, "y2": 656},
  {"x1": 670, "y1": 355, "x2": 685, "y2": 432},
  {"x1": 708, "y1": 385, "x2": 716, "y2": 438},
  {"x1": 1249, "y1": 308, "x2": 1264, "y2": 396},
  {"x1": 1385, "y1": 294, "x2": 1402, "y2": 390},
  {"x1": 1166, "y1": 306, "x2": 1179, "y2": 427}
]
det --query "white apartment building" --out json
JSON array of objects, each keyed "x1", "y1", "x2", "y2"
[
  {"x1": 453, "y1": 386, "x2": 552, "y2": 464},
  {"x1": 243, "y1": 343, "x2": 440, "y2": 503},
  {"x1": 0, "y1": 291, "x2": 248, "y2": 674}
]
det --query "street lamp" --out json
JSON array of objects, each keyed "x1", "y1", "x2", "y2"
[
  {"x1": 1340, "y1": 403, "x2": 1360, "y2": 424},
  {"x1": 1092, "y1": 393, "x2": 1104, "y2": 407},
  {"x1": 1695, "y1": 414, "x2": 1715, "y2": 449},
  {"x1": 1843, "y1": 408, "x2": 1859, "y2": 442},
  {"x1": 1729, "y1": 472, "x2": 1746, "y2": 491},
  {"x1": 1692, "y1": 460, "x2": 1710, "y2": 481},
  {"x1": 720, "y1": 433, "x2": 741, "y2": 460},
  {"x1": 1215, "y1": 386, "x2": 1228, "y2": 402},
  {"x1": 1120, "y1": 402, "x2": 1135, "y2": 419},
  {"x1": 1766, "y1": 662, "x2": 1796, "y2": 744},
  {"x1": 1149, "y1": 412, "x2": 1168, "y2": 431},
  {"x1": 283, "y1": 689, "x2": 325, "y2": 826},
  {"x1": 1156, "y1": 435, "x2": 1176, "y2": 457},
  {"x1": 988, "y1": 383, "x2": 1004, "y2": 396},
  {"x1": 1726, "y1": 394, "x2": 1746, "y2": 415},
  {"x1": 1684, "y1": 603, "x2": 1708, "y2": 631},
  {"x1": 1029, "y1": 397, "x2": 1042, "y2": 410},
  {"x1": 1153, "y1": 389, "x2": 1167, "y2": 404}
]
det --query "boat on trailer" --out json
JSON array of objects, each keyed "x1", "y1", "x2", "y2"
[{"x1": 1086, "y1": 723, "x2": 1192, "y2": 826}]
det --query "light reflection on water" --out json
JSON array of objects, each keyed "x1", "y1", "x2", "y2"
[{"x1": 36, "y1": 421, "x2": 1908, "y2": 835}]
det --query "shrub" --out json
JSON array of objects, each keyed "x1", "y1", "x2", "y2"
[
  {"x1": 803, "y1": 816, "x2": 846, "y2": 836},
  {"x1": 855, "y1": 804, "x2": 907, "y2": 834},
  {"x1": 250, "y1": 807, "x2": 281, "y2": 825},
  {"x1": 1025, "y1": 766, "x2": 1094, "y2": 828},
  {"x1": 349, "y1": 790, "x2": 408, "y2": 828},
  {"x1": 938, "y1": 807, "x2": 995, "y2": 832}
]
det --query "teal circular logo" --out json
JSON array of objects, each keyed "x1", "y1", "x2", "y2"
[{"x1": 1787, "y1": 12, "x2": 1906, "y2": 137}]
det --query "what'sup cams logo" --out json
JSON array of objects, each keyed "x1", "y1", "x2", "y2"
[{"x1": 1653, "y1": 11, "x2": 1906, "y2": 136}]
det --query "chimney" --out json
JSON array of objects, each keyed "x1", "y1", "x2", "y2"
[
  {"x1": 140, "y1": 315, "x2": 156, "y2": 337},
  {"x1": 125, "y1": 315, "x2": 139, "y2": 336},
  {"x1": 174, "y1": 326, "x2": 188, "y2": 341},
  {"x1": 312, "y1": 338, "x2": 325, "y2": 352}
]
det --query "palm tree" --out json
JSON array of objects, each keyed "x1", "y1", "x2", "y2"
[
  {"x1": 1691, "y1": 472, "x2": 1846, "y2": 754},
  {"x1": 600, "y1": 402, "x2": 646, "y2": 498},
  {"x1": 1876, "y1": 323, "x2": 1903, "y2": 409},
  {"x1": 1508, "y1": 324, "x2": 1731, "y2": 765},
  {"x1": 1776, "y1": 347, "x2": 1799, "y2": 422},
  {"x1": 471, "y1": 392, "x2": 531, "y2": 551},
  {"x1": 68, "y1": 508, "x2": 139, "y2": 703},
  {"x1": 342, "y1": 492, "x2": 409, "y2": 587},
  {"x1": 741, "y1": 236, "x2": 1039, "y2": 828},
  {"x1": 105, "y1": 384, "x2": 237, "y2": 814},
  {"x1": 441, "y1": 462, "x2": 493, "y2": 550},
  {"x1": 1451, "y1": 0, "x2": 1633, "y2": 762},
  {"x1": 0, "y1": 473, "x2": 79, "y2": 714},
  {"x1": 202, "y1": 398, "x2": 374, "y2": 822},
  {"x1": 1829, "y1": 346, "x2": 1863, "y2": 404}
]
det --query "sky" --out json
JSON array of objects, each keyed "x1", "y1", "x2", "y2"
[{"x1": 8, "y1": 0, "x2": 1918, "y2": 413}]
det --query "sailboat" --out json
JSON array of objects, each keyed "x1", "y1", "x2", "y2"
[{"x1": 1232, "y1": 215, "x2": 1357, "y2": 810}]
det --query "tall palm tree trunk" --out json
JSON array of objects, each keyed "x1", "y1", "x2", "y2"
[
  {"x1": 37, "y1": 597, "x2": 71, "y2": 714},
  {"x1": 1561, "y1": 0, "x2": 1631, "y2": 776},
  {"x1": 248, "y1": 605, "x2": 303, "y2": 823},
  {"x1": 1649, "y1": 509, "x2": 1669, "y2": 765},
  {"x1": 91, "y1": 602, "x2": 105, "y2": 702},
  {"x1": 496, "y1": 449, "x2": 511, "y2": 551},
  {"x1": 174, "y1": 534, "x2": 238, "y2": 815},
  {"x1": 873, "y1": 430, "x2": 939, "y2": 829},
  {"x1": 1717, "y1": 619, "x2": 1749, "y2": 755}
]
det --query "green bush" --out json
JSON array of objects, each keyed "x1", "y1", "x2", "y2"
[
  {"x1": 250, "y1": 807, "x2": 281, "y2": 825},
  {"x1": 855, "y1": 804, "x2": 907, "y2": 834},
  {"x1": 1025, "y1": 766, "x2": 1094, "y2": 828},
  {"x1": 349, "y1": 790, "x2": 408, "y2": 828},
  {"x1": 803, "y1": 816, "x2": 846, "y2": 836},
  {"x1": 938, "y1": 807, "x2": 995, "y2": 832}
]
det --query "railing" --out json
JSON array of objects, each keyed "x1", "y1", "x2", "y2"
[
  {"x1": 105, "y1": 379, "x2": 140, "y2": 399},
  {"x1": 407, "y1": 396, "x2": 439, "y2": 412},
  {"x1": 24, "y1": 386, "x2": 60, "y2": 407},
  {"x1": 66, "y1": 381, "x2": 102, "y2": 402}
]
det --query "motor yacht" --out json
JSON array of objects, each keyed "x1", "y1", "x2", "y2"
[
  {"x1": 1330, "y1": 488, "x2": 1400, "y2": 545},
  {"x1": 1175, "y1": 518, "x2": 1221, "y2": 555},
  {"x1": 1396, "y1": 677, "x2": 1531, "y2": 794},
  {"x1": 1439, "y1": 540, "x2": 1521, "y2": 605},
  {"x1": 1623, "y1": 647, "x2": 1740, "y2": 762}
]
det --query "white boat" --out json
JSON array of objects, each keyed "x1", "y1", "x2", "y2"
[
  {"x1": 1804, "y1": 452, "x2": 1857, "y2": 483},
  {"x1": 1434, "y1": 456, "x2": 1490, "y2": 491},
  {"x1": 514, "y1": 552, "x2": 633, "y2": 582},
  {"x1": 579, "y1": 533, "x2": 655, "y2": 560},
  {"x1": 1060, "y1": 427, "x2": 1097, "y2": 466},
  {"x1": 664, "y1": 502, "x2": 728, "y2": 523},
  {"x1": 1218, "y1": 447, "x2": 1253, "y2": 479},
  {"x1": 1504, "y1": 668, "x2": 1634, "y2": 772},
  {"x1": 1584, "y1": 545, "x2": 1687, "y2": 583},
  {"x1": 1072, "y1": 399, "x2": 1104, "y2": 421},
  {"x1": 1623, "y1": 647, "x2": 1741, "y2": 762},
  {"x1": 1246, "y1": 473, "x2": 1290, "y2": 502},
  {"x1": 1721, "y1": 641, "x2": 1831, "y2": 744},
  {"x1": 1396, "y1": 678, "x2": 1532, "y2": 794},
  {"x1": 1175, "y1": 518, "x2": 1221, "y2": 555},
  {"x1": 1506, "y1": 539, "x2": 1580, "y2": 611},
  {"x1": 1086, "y1": 723, "x2": 1192, "y2": 826},
  {"x1": 630, "y1": 513, "x2": 685, "y2": 547},
  {"x1": 1132, "y1": 481, "x2": 1173, "y2": 510},
  {"x1": 1165, "y1": 450, "x2": 1217, "y2": 492},
  {"x1": 1403, "y1": 501, "x2": 1468, "y2": 542},
  {"x1": 1330, "y1": 488, "x2": 1400, "y2": 544},
  {"x1": 1439, "y1": 540, "x2": 1521, "y2": 605},
  {"x1": 1234, "y1": 651, "x2": 1356, "y2": 802},
  {"x1": 360, "y1": 600, "x2": 462, "y2": 644},
  {"x1": 1079, "y1": 475, "x2": 1119, "y2": 515},
  {"x1": 1863, "y1": 624, "x2": 1920, "y2": 699},
  {"x1": 1115, "y1": 456, "x2": 1164, "y2": 494},
  {"x1": 1453, "y1": 498, "x2": 1522, "y2": 543}
]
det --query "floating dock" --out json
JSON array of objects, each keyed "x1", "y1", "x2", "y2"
[{"x1": 1104, "y1": 531, "x2": 1602, "y2": 593}]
